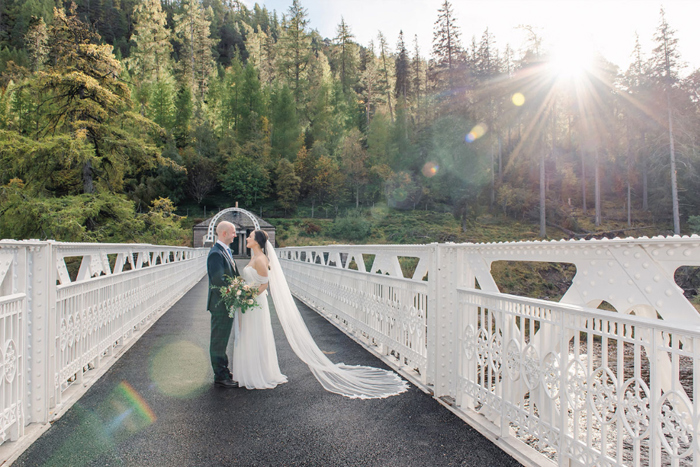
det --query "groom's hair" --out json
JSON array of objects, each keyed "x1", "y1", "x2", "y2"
[{"x1": 253, "y1": 230, "x2": 268, "y2": 255}]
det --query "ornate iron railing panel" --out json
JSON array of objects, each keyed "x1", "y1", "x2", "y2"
[
  {"x1": 0, "y1": 240, "x2": 207, "y2": 447},
  {"x1": 0, "y1": 293, "x2": 24, "y2": 444},
  {"x1": 458, "y1": 289, "x2": 700, "y2": 466},
  {"x1": 282, "y1": 260, "x2": 428, "y2": 378},
  {"x1": 279, "y1": 236, "x2": 700, "y2": 466}
]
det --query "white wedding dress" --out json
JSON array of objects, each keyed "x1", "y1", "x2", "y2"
[
  {"x1": 231, "y1": 265, "x2": 287, "y2": 389},
  {"x1": 231, "y1": 245, "x2": 408, "y2": 399}
]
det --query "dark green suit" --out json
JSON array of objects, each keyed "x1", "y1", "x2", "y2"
[{"x1": 207, "y1": 242, "x2": 239, "y2": 381}]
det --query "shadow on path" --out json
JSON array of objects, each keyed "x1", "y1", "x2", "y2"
[{"x1": 14, "y1": 264, "x2": 520, "y2": 467}]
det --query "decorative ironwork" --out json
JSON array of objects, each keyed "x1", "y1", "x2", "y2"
[{"x1": 202, "y1": 207, "x2": 261, "y2": 245}]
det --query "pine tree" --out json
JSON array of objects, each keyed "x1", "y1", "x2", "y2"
[
  {"x1": 359, "y1": 42, "x2": 381, "y2": 128},
  {"x1": 238, "y1": 62, "x2": 265, "y2": 142},
  {"x1": 276, "y1": 0, "x2": 311, "y2": 105},
  {"x1": 243, "y1": 21, "x2": 275, "y2": 85},
  {"x1": 25, "y1": 15, "x2": 48, "y2": 72},
  {"x1": 431, "y1": 0, "x2": 464, "y2": 91},
  {"x1": 150, "y1": 77, "x2": 176, "y2": 130},
  {"x1": 295, "y1": 142, "x2": 317, "y2": 198},
  {"x1": 39, "y1": 6, "x2": 162, "y2": 194},
  {"x1": 412, "y1": 35, "x2": 423, "y2": 112},
  {"x1": 275, "y1": 158, "x2": 300, "y2": 214},
  {"x1": 377, "y1": 31, "x2": 394, "y2": 121},
  {"x1": 270, "y1": 85, "x2": 301, "y2": 159},
  {"x1": 174, "y1": 0, "x2": 215, "y2": 103},
  {"x1": 651, "y1": 7, "x2": 683, "y2": 234},
  {"x1": 334, "y1": 17, "x2": 357, "y2": 93},
  {"x1": 394, "y1": 30, "x2": 410, "y2": 102},
  {"x1": 341, "y1": 128, "x2": 368, "y2": 207},
  {"x1": 130, "y1": 0, "x2": 172, "y2": 84},
  {"x1": 623, "y1": 33, "x2": 652, "y2": 212}
]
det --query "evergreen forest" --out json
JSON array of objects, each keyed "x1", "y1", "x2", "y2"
[{"x1": 2, "y1": 0, "x2": 700, "y2": 245}]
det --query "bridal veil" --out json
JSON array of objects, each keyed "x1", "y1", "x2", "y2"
[{"x1": 265, "y1": 241, "x2": 408, "y2": 399}]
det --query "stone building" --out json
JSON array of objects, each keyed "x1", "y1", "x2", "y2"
[{"x1": 193, "y1": 211, "x2": 276, "y2": 257}]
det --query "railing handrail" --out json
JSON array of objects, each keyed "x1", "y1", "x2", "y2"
[
  {"x1": 458, "y1": 286, "x2": 700, "y2": 337},
  {"x1": 279, "y1": 234, "x2": 700, "y2": 250},
  {"x1": 0, "y1": 293, "x2": 25, "y2": 304},
  {"x1": 279, "y1": 256, "x2": 429, "y2": 287},
  {"x1": 0, "y1": 239, "x2": 204, "y2": 248}
]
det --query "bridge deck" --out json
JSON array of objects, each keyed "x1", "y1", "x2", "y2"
[{"x1": 14, "y1": 262, "x2": 519, "y2": 466}]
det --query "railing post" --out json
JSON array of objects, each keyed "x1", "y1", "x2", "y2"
[
  {"x1": 431, "y1": 243, "x2": 474, "y2": 399},
  {"x1": 427, "y1": 243, "x2": 438, "y2": 389},
  {"x1": 25, "y1": 242, "x2": 52, "y2": 425}
]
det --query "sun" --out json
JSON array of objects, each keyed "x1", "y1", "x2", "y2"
[{"x1": 550, "y1": 34, "x2": 595, "y2": 79}]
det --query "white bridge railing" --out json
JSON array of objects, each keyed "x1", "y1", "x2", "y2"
[
  {"x1": 0, "y1": 240, "x2": 207, "y2": 446},
  {"x1": 279, "y1": 236, "x2": 700, "y2": 466}
]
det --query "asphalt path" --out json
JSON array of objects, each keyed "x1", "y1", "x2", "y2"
[{"x1": 14, "y1": 261, "x2": 521, "y2": 467}]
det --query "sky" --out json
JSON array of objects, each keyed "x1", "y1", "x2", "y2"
[{"x1": 243, "y1": 0, "x2": 700, "y2": 74}]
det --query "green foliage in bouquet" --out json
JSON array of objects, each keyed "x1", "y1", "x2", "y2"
[{"x1": 218, "y1": 276, "x2": 260, "y2": 317}]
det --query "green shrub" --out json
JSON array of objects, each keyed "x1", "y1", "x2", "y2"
[
  {"x1": 689, "y1": 215, "x2": 700, "y2": 234},
  {"x1": 330, "y1": 213, "x2": 372, "y2": 241}
]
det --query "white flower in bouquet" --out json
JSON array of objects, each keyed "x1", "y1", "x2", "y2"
[
  {"x1": 236, "y1": 290, "x2": 242, "y2": 296},
  {"x1": 247, "y1": 299, "x2": 254, "y2": 305},
  {"x1": 243, "y1": 285, "x2": 250, "y2": 291}
]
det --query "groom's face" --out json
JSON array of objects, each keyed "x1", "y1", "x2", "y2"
[{"x1": 218, "y1": 223, "x2": 235, "y2": 244}]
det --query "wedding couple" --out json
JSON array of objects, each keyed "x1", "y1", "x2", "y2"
[{"x1": 206, "y1": 220, "x2": 408, "y2": 399}]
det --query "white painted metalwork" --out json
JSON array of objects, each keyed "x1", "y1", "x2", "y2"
[
  {"x1": 0, "y1": 240, "x2": 207, "y2": 446},
  {"x1": 279, "y1": 235, "x2": 700, "y2": 466},
  {"x1": 202, "y1": 207, "x2": 261, "y2": 245}
]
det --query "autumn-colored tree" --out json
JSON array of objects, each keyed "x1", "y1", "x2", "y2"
[{"x1": 275, "y1": 158, "x2": 301, "y2": 214}]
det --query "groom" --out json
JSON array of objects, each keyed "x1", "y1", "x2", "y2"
[{"x1": 207, "y1": 221, "x2": 240, "y2": 388}]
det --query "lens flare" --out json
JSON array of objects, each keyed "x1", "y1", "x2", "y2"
[
  {"x1": 421, "y1": 161, "x2": 439, "y2": 178},
  {"x1": 150, "y1": 340, "x2": 209, "y2": 398},
  {"x1": 114, "y1": 381, "x2": 156, "y2": 425},
  {"x1": 465, "y1": 123, "x2": 488, "y2": 143},
  {"x1": 512, "y1": 93, "x2": 525, "y2": 106}
]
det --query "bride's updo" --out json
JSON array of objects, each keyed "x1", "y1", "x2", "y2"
[{"x1": 253, "y1": 230, "x2": 269, "y2": 255}]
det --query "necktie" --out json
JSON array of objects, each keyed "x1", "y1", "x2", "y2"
[{"x1": 226, "y1": 247, "x2": 236, "y2": 271}]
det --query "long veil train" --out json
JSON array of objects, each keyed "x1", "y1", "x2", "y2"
[{"x1": 266, "y1": 241, "x2": 408, "y2": 399}]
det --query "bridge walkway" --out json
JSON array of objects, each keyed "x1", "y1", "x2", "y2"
[{"x1": 13, "y1": 261, "x2": 519, "y2": 467}]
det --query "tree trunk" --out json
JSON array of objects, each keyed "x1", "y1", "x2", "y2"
[
  {"x1": 627, "y1": 182, "x2": 632, "y2": 227},
  {"x1": 595, "y1": 149, "x2": 601, "y2": 227},
  {"x1": 355, "y1": 186, "x2": 359, "y2": 208},
  {"x1": 497, "y1": 134, "x2": 503, "y2": 183},
  {"x1": 581, "y1": 148, "x2": 587, "y2": 214},
  {"x1": 366, "y1": 80, "x2": 372, "y2": 128},
  {"x1": 668, "y1": 95, "x2": 680, "y2": 234},
  {"x1": 642, "y1": 132, "x2": 649, "y2": 211},
  {"x1": 539, "y1": 145, "x2": 546, "y2": 238},
  {"x1": 82, "y1": 159, "x2": 94, "y2": 194},
  {"x1": 490, "y1": 139, "x2": 495, "y2": 208},
  {"x1": 627, "y1": 147, "x2": 632, "y2": 228}
]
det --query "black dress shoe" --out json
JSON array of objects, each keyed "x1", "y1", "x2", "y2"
[{"x1": 214, "y1": 379, "x2": 239, "y2": 388}]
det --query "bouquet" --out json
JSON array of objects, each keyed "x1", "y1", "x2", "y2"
[{"x1": 218, "y1": 276, "x2": 261, "y2": 317}]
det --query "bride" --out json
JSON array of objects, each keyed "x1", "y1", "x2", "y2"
[
  {"x1": 231, "y1": 230, "x2": 287, "y2": 389},
  {"x1": 231, "y1": 229, "x2": 408, "y2": 399}
]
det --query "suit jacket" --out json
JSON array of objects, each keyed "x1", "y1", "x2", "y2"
[{"x1": 207, "y1": 242, "x2": 240, "y2": 314}]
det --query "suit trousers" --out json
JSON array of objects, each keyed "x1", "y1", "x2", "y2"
[{"x1": 210, "y1": 308, "x2": 234, "y2": 381}]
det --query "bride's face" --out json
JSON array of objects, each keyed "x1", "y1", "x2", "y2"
[{"x1": 246, "y1": 234, "x2": 256, "y2": 249}]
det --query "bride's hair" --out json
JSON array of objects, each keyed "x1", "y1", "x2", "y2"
[{"x1": 253, "y1": 230, "x2": 269, "y2": 256}]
